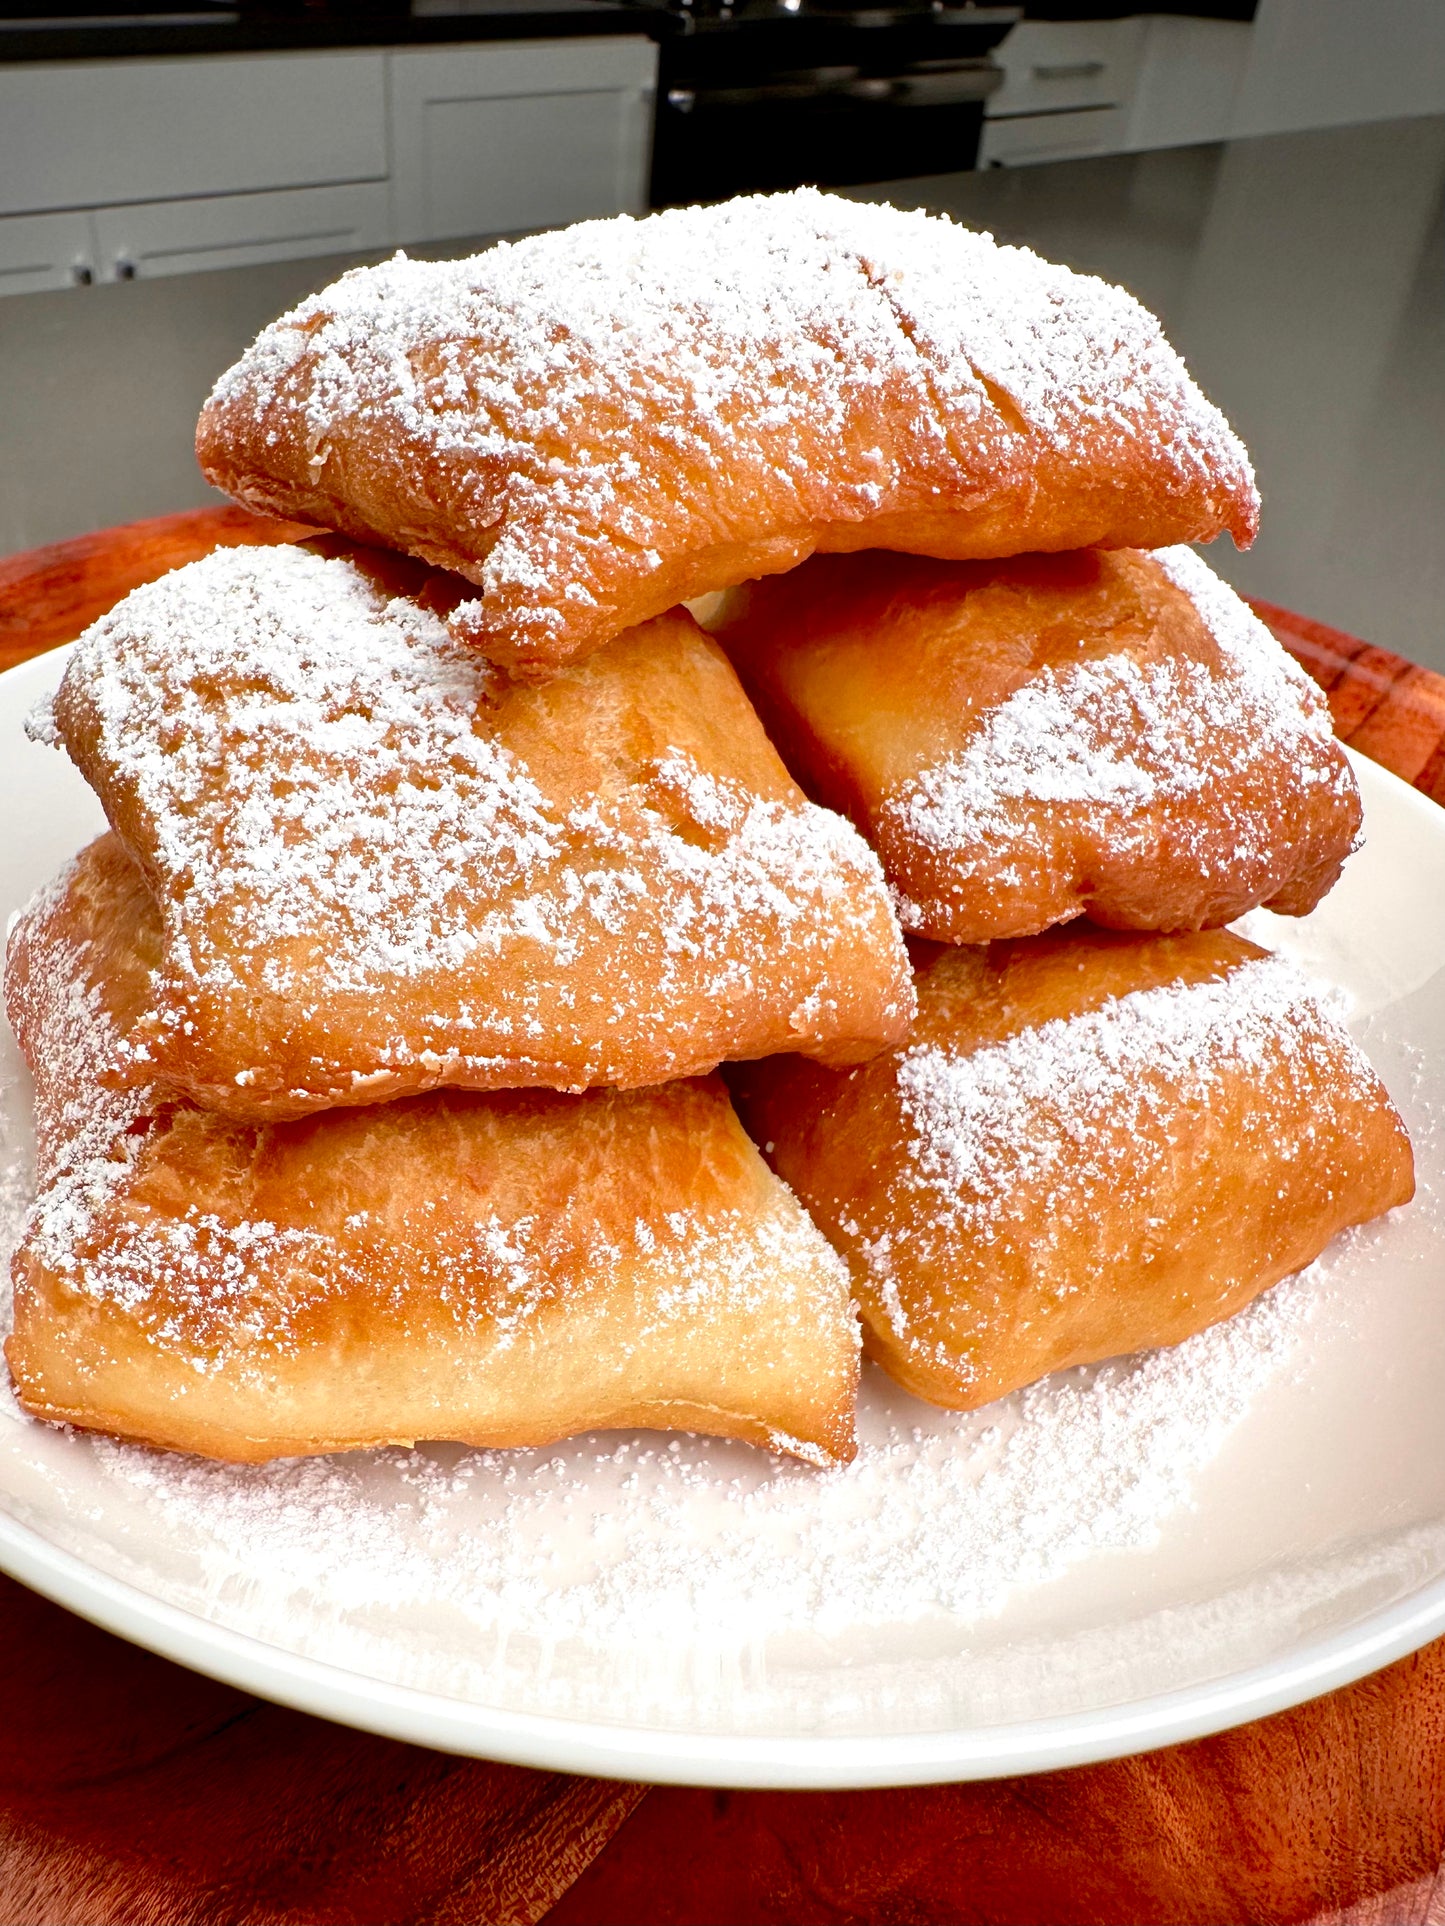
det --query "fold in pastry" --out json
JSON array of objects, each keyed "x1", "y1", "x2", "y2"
[
  {"x1": 4, "y1": 836, "x2": 860, "y2": 1465},
  {"x1": 39, "y1": 542, "x2": 912, "y2": 1121},
  {"x1": 196, "y1": 189, "x2": 1258, "y2": 679},
  {"x1": 713, "y1": 545, "x2": 1361, "y2": 943},
  {"x1": 730, "y1": 928, "x2": 1413, "y2": 1412}
]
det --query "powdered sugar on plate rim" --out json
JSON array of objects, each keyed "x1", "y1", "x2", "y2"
[
  {"x1": 1, "y1": 671, "x2": 1443, "y2": 1759},
  {"x1": 0, "y1": 846, "x2": 1439, "y2": 1736}
]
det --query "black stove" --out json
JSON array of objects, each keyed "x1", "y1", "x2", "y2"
[{"x1": 634, "y1": 0, "x2": 1019, "y2": 206}]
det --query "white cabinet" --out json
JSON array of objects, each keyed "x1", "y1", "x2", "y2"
[
  {"x1": 0, "y1": 176, "x2": 390, "y2": 291},
  {"x1": 0, "y1": 53, "x2": 387, "y2": 217},
  {"x1": 983, "y1": 4, "x2": 1439, "y2": 171},
  {"x1": 389, "y1": 40, "x2": 657, "y2": 244},
  {"x1": 982, "y1": 14, "x2": 1253, "y2": 169},
  {"x1": 90, "y1": 182, "x2": 391, "y2": 282},
  {"x1": 0, "y1": 209, "x2": 96, "y2": 294},
  {"x1": 986, "y1": 18, "x2": 1144, "y2": 122},
  {"x1": 981, "y1": 18, "x2": 1144, "y2": 167},
  {"x1": 0, "y1": 38, "x2": 656, "y2": 296},
  {"x1": 981, "y1": 104, "x2": 1130, "y2": 169}
]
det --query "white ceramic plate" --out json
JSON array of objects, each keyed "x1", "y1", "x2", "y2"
[{"x1": 2, "y1": 643, "x2": 1444, "y2": 1789}]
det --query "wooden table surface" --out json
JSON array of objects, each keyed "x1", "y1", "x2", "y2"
[{"x1": 2, "y1": 508, "x2": 1444, "y2": 1926}]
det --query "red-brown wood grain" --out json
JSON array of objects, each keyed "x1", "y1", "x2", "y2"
[
  {"x1": 551, "y1": 1642, "x2": 1445, "y2": 1926},
  {"x1": 0, "y1": 504, "x2": 315, "y2": 668},
  {"x1": 1, "y1": 509, "x2": 1442, "y2": 1926},
  {"x1": 0, "y1": 1574, "x2": 646, "y2": 1926},
  {"x1": 1251, "y1": 596, "x2": 1445, "y2": 808}
]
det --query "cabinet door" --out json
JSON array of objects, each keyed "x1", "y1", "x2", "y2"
[
  {"x1": 389, "y1": 39, "x2": 657, "y2": 245},
  {"x1": 90, "y1": 182, "x2": 390, "y2": 282},
  {"x1": 0, "y1": 53, "x2": 387, "y2": 218},
  {"x1": 986, "y1": 19, "x2": 1144, "y2": 121},
  {"x1": 979, "y1": 105, "x2": 1130, "y2": 169},
  {"x1": 0, "y1": 210, "x2": 96, "y2": 295}
]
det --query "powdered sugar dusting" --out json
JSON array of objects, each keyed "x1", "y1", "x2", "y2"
[
  {"x1": 41, "y1": 544, "x2": 908, "y2": 1098},
  {"x1": 203, "y1": 190, "x2": 1256, "y2": 659},
  {"x1": 886, "y1": 547, "x2": 1348, "y2": 902},
  {"x1": 0, "y1": 1030, "x2": 1318, "y2": 1654},
  {"x1": 65, "y1": 1279, "x2": 1311, "y2": 1651},
  {"x1": 4, "y1": 1013, "x2": 1331, "y2": 1669},
  {"x1": 894, "y1": 953, "x2": 1355, "y2": 1248},
  {"x1": 0, "y1": 861, "x2": 1436, "y2": 1729},
  {"x1": 42, "y1": 545, "x2": 556, "y2": 993},
  {"x1": 5, "y1": 850, "x2": 855, "y2": 1424},
  {"x1": 0, "y1": 899, "x2": 1367, "y2": 1656}
]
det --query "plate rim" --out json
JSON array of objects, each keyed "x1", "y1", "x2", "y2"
[
  {"x1": 4, "y1": 1503, "x2": 1445, "y2": 1786},
  {"x1": 3, "y1": 645, "x2": 1444, "y2": 1786}
]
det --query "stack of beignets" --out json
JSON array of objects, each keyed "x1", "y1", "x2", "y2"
[
  {"x1": 710, "y1": 545, "x2": 1361, "y2": 942},
  {"x1": 40, "y1": 540, "x2": 910, "y2": 1117},
  {"x1": 730, "y1": 930, "x2": 1413, "y2": 1410},
  {"x1": 9, "y1": 535, "x2": 904, "y2": 1463},
  {"x1": 6, "y1": 187, "x2": 1414, "y2": 1473},
  {"x1": 8, "y1": 838, "x2": 858, "y2": 1463},
  {"x1": 197, "y1": 188, "x2": 1257, "y2": 678}
]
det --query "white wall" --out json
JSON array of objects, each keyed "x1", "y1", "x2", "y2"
[{"x1": 1232, "y1": 0, "x2": 1445, "y2": 139}]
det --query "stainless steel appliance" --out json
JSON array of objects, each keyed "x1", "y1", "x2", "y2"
[{"x1": 639, "y1": 0, "x2": 1019, "y2": 206}]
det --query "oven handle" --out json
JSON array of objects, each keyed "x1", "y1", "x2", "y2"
[
  {"x1": 843, "y1": 65, "x2": 1003, "y2": 105},
  {"x1": 666, "y1": 63, "x2": 1002, "y2": 111}
]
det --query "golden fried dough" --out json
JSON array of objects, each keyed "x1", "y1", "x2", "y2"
[
  {"x1": 39, "y1": 542, "x2": 912, "y2": 1121},
  {"x1": 196, "y1": 190, "x2": 1258, "y2": 679},
  {"x1": 730, "y1": 928, "x2": 1413, "y2": 1412},
  {"x1": 713, "y1": 546, "x2": 1362, "y2": 944},
  {"x1": 5, "y1": 837, "x2": 860, "y2": 1465}
]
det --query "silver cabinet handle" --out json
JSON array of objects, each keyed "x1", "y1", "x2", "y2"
[{"x1": 1031, "y1": 60, "x2": 1107, "y2": 81}]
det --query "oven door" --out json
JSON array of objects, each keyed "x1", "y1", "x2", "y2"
[{"x1": 651, "y1": 56, "x2": 1002, "y2": 205}]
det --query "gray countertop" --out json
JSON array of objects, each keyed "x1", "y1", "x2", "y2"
[{"x1": 2, "y1": 113, "x2": 1441, "y2": 671}]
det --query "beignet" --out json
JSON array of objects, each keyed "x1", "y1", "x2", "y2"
[
  {"x1": 196, "y1": 189, "x2": 1258, "y2": 679},
  {"x1": 4, "y1": 837, "x2": 860, "y2": 1466},
  {"x1": 38, "y1": 542, "x2": 912, "y2": 1121},
  {"x1": 730, "y1": 928, "x2": 1413, "y2": 1412},
  {"x1": 713, "y1": 545, "x2": 1362, "y2": 943}
]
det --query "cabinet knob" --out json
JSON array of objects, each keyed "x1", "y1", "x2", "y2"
[
  {"x1": 71, "y1": 262, "x2": 93, "y2": 287},
  {"x1": 115, "y1": 257, "x2": 137, "y2": 281}
]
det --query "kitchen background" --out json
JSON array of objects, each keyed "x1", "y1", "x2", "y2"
[{"x1": 2, "y1": 0, "x2": 1443, "y2": 662}]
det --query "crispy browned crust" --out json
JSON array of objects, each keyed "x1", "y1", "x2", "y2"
[
  {"x1": 714, "y1": 548, "x2": 1362, "y2": 943},
  {"x1": 48, "y1": 546, "x2": 913, "y2": 1119},
  {"x1": 196, "y1": 193, "x2": 1258, "y2": 677},
  {"x1": 729, "y1": 928, "x2": 1415, "y2": 1411},
  {"x1": 5, "y1": 837, "x2": 859, "y2": 1465}
]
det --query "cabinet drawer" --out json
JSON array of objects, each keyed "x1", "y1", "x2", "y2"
[
  {"x1": 390, "y1": 39, "x2": 657, "y2": 244},
  {"x1": 89, "y1": 182, "x2": 391, "y2": 282},
  {"x1": 979, "y1": 104, "x2": 1128, "y2": 168},
  {"x1": 0, "y1": 209, "x2": 95, "y2": 295},
  {"x1": 986, "y1": 19, "x2": 1143, "y2": 119},
  {"x1": 0, "y1": 53, "x2": 387, "y2": 218}
]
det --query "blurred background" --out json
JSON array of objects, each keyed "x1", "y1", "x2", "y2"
[{"x1": 1, "y1": 0, "x2": 1442, "y2": 663}]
